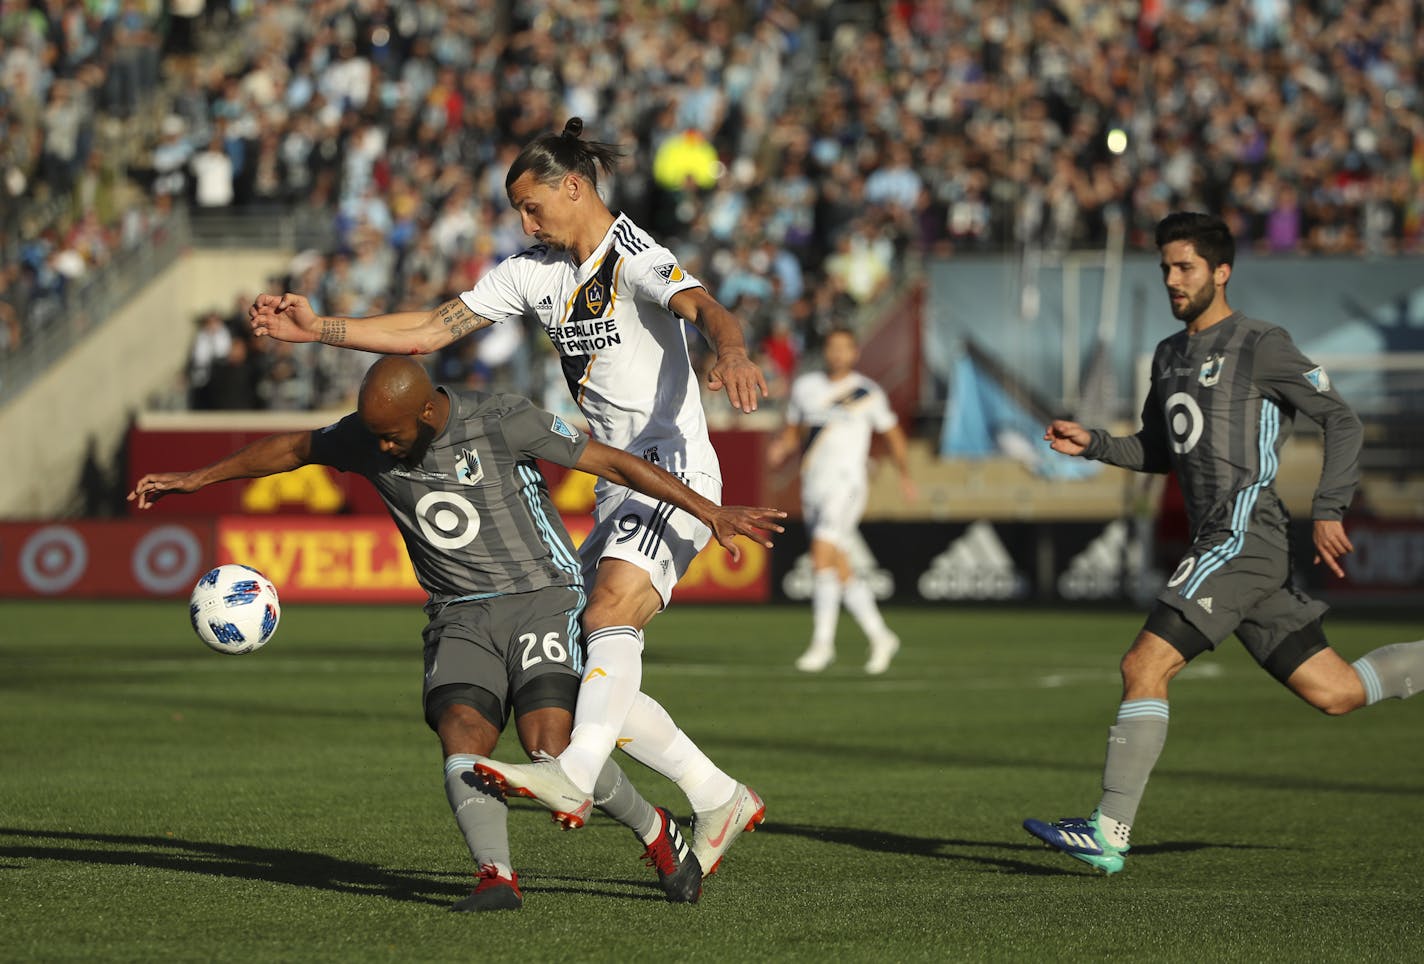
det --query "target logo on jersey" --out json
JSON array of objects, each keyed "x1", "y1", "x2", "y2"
[
  {"x1": 415, "y1": 490, "x2": 481, "y2": 550},
  {"x1": 1164, "y1": 392, "x2": 1204, "y2": 454}
]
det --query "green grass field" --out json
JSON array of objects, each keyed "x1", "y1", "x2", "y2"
[{"x1": 1, "y1": 601, "x2": 1420, "y2": 962}]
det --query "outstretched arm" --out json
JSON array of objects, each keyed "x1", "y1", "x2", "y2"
[
  {"x1": 1047, "y1": 382, "x2": 1171, "y2": 474},
  {"x1": 249, "y1": 294, "x2": 495, "y2": 355},
  {"x1": 573, "y1": 439, "x2": 785, "y2": 561},
  {"x1": 669, "y1": 286, "x2": 769, "y2": 413},
  {"x1": 128, "y1": 432, "x2": 314, "y2": 509}
]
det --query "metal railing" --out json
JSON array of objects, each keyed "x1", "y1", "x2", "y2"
[{"x1": 0, "y1": 208, "x2": 193, "y2": 405}]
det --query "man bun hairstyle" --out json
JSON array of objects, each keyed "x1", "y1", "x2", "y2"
[
  {"x1": 505, "y1": 117, "x2": 626, "y2": 195},
  {"x1": 1155, "y1": 211, "x2": 1235, "y2": 270}
]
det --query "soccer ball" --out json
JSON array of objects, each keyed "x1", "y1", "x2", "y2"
[{"x1": 189, "y1": 564, "x2": 281, "y2": 655}]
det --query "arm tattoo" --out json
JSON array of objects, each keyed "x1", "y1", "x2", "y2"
[
  {"x1": 434, "y1": 300, "x2": 491, "y2": 341},
  {"x1": 319, "y1": 319, "x2": 347, "y2": 344}
]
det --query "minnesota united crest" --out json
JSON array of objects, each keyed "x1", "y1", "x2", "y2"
[
  {"x1": 1198, "y1": 352, "x2": 1225, "y2": 387},
  {"x1": 454, "y1": 447, "x2": 484, "y2": 485}
]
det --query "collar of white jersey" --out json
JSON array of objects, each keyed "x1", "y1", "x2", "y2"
[{"x1": 576, "y1": 213, "x2": 632, "y2": 279}]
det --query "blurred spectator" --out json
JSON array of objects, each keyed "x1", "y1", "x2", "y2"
[{"x1": 186, "y1": 311, "x2": 232, "y2": 409}]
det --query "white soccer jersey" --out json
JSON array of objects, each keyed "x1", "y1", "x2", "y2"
[
  {"x1": 787, "y1": 370, "x2": 897, "y2": 497},
  {"x1": 459, "y1": 214, "x2": 720, "y2": 495}
]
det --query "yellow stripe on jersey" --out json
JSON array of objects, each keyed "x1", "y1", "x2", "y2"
[{"x1": 577, "y1": 354, "x2": 595, "y2": 406}]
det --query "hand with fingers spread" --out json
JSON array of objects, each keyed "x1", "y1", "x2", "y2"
[{"x1": 705, "y1": 507, "x2": 786, "y2": 563}]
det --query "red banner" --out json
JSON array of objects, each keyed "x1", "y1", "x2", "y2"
[
  {"x1": 1, "y1": 517, "x2": 768, "y2": 602},
  {"x1": 0, "y1": 521, "x2": 214, "y2": 598}
]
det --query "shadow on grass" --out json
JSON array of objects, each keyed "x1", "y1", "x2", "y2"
[
  {"x1": 0, "y1": 827, "x2": 661, "y2": 905},
  {"x1": 759, "y1": 822, "x2": 1287, "y2": 875},
  {"x1": 714, "y1": 736, "x2": 1424, "y2": 797}
]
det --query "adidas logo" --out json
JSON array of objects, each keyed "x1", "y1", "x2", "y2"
[
  {"x1": 919, "y1": 521, "x2": 1026, "y2": 600},
  {"x1": 1058, "y1": 520, "x2": 1164, "y2": 602},
  {"x1": 535, "y1": 295, "x2": 554, "y2": 313},
  {"x1": 1197, "y1": 596, "x2": 1213, "y2": 613}
]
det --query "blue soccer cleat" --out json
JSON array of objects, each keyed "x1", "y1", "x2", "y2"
[{"x1": 1023, "y1": 813, "x2": 1127, "y2": 874}]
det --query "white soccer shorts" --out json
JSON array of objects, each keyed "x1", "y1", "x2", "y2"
[
  {"x1": 802, "y1": 480, "x2": 867, "y2": 551},
  {"x1": 578, "y1": 472, "x2": 720, "y2": 608}
]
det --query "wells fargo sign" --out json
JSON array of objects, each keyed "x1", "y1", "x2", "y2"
[
  {"x1": 215, "y1": 516, "x2": 768, "y2": 603},
  {"x1": 0, "y1": 517, "x2": 769, "y2": 602}
]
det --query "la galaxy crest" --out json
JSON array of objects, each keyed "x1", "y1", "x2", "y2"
[
  {"x1": 455, "y1": 447, "x2": 484, "y2": 485},
  {"x1": 584, "y1": 279, "x2": 605, "y2": 315},
  {"x1": 654, "y1": 262, "x2": 684, "y2": 283},
  {"x1": 1198, "y1": 352, "x2": 1225, "y2": 387}
]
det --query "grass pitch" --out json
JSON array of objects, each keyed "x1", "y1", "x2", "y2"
[{"x1": 1, "y1": 601, "x2": 1420, "y2": 962}]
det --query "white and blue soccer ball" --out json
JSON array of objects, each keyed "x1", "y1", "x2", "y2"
[{"x1": 189, "y1": 564, "x2": 281, "y2": 655}]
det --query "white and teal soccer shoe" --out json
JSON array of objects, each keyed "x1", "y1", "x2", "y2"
[{"x1": 1022, "y1": 813, "x2": 1127, "y2": 875}]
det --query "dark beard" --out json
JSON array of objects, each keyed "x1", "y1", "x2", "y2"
[
  {"x1": 403, "y1": 419, "x2": 438, "y2": 466},
  {"x1": 1171, "y1": 285, "x2": 1214, "y2": 323}
]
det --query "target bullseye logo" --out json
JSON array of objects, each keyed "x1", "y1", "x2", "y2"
[
  {"x1": 132, "y1": 525, "x2": 203, "y2": 594},
  {"x1": 1167, "y1": 555, "x2": 1197, "y2": 588},
  {"x1": 19, "y1": 526, "x2": 88, "y2": 594},
  {"x1": 415, "y1": 491, "x2": 481, "y2": 549},
  {"x1": 1165, "y1": 391, "x2": 1204, "y2": 454}
]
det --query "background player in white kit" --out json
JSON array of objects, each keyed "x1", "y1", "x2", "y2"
[
  {"x1": 768, "y1": 328, "x2": 917, "y2": 674},
  {"x1": 251, "y1": 119, "x2": 769, "y2": 876}
]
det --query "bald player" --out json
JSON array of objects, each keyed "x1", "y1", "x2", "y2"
[{"x1": 130, "y1": 357, "x2": 784, "y2": 911}]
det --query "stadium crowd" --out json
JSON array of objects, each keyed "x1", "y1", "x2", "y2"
[{"x1": 4, "y1": 0, "x2": 1422, "y2": 409}]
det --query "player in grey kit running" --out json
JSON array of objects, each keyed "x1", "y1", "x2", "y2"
[
  {"x1": 1023, "y1": 212, "x2": 1424, "y2": 874},
  {"x1": 129, "y1": 357, "x2": 784, "y2": 909}
]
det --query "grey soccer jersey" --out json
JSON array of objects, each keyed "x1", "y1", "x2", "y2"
[
  {"x1": 1084, "y1": 313, "x2": 1362, "y2": 541},
  {"x1": 309, "y1": 388, "x2": 589, "y2": 611}
]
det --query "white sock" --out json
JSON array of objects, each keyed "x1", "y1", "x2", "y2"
[
  {"x1": 1095, "y1": 811, "x2": 1131, "y2": 850},
  {"x1": 560, "y1": 626, "x2": 643, "y2": 794},
  {"x1": 809, "y1": 569, "x2": 842, "y2": 651},
  {"x1": 618, "y1": 691, "x2": 737, "y2": 813},
  {"x1": 842, "y1": 576, "x2": 889, "y2": 640}
]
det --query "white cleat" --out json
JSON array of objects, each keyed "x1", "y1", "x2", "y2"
[
  {"x1": 691, "y1": 783, "x2": 766, "y2": 877},
  {"x1": 865, "y1": 632, "x2": 900, "y2": 675},
  {"x1": 795, "y1": 647, "x2": 835, "y2": 672},
  {"x1": 475, "y1": 751, "x2": 593, "y2": 830}
]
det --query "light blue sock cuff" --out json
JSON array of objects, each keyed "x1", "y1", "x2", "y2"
[
  {"x1": 1352, "y1": 657, "x2": 1384, "y2": 705},
  {"x1": 444, "y1": 754, "x2": 482, "y2": 776},
  {"x1": 1116, "y1": 699, "x2": 1170, "y2": 723}
]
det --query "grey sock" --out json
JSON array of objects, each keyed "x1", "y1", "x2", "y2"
[
  {"x1": 593, "y1": 759, "x2": 659, "y2": 843},
  {"x1": 1353, "y1": 641, "x2": 1424, "y2": 704},
  {"x1": 1097, "y1": 699, "x2": 1170, "y2": 827},
  {"x1": 444, "y1": 755, "x2": 510, "y2": 870}
]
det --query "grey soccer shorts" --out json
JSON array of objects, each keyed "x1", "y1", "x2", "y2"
[
  {"x1": 1157, "y1": 526, "x2": 1328, "y2": 676},
  {"x1": 420, "y1": 585, "x2": 585, "y2": 731}
]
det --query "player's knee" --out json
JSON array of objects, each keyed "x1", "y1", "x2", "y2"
[
  {"x1": 1311, "y1": 695, "x2": 1359, "y2": 717},
  {"x1": 584, "y1": 575, "x2": 660, "y2": 629},
  {"x1": 1119, "y1": 644, "x2": 1175, "y2": 688},
  {"x1": 1305, "y1": 685, "x2": 1365, "y2": 717}
]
